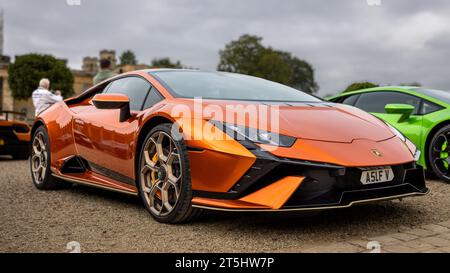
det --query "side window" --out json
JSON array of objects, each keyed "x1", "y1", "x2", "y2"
[
  {"x1": 354, "y1": 91, "x2": 421, "y2": 114},
  {"x1": 421, "y1": 100, "x2": 443, "y2": 115},
  {"x1": 143, "y1": 88, "x2": 164, "y2": 109},
  {"x1": 341, "y1": 94, "x2": 360, "y2": 106},
  {"x1": 103, "y1": 81, "x2": 113, "y2": 93},
  {"x1": 106, "y1": 77, "x2": 151, "y2": 111}
]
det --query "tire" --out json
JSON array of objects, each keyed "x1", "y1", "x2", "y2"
[
  {"x1": 30, "y1": 126, "x2": 70, "y2": 190},
  {"x1": 428, "y1": 125, "x2": 450, "y2": 183},
  {"x1": 137, "y1": 123, "x2": 202, "y2": 223}
]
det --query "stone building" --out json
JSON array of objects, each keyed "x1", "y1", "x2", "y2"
[
  {"x1": 0, "y1": 55, "x2": 12, "y2": 113},
  {"x1": 100, "y1": 49, "x2": 117, "y2": 69},
  {"x1": 81, "y1": 56, "x2": 99, "y2": 75}
]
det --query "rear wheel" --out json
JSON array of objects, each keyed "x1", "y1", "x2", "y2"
[
  {"x1": 429, "y1": 125, "x2": 450, "y2": 183},
  {"x1": 137, "y1": 123, "x2": 202, "y2": 223},
  {"x1": 30, "y1": 126, "x2": 70, "y2": 190}
]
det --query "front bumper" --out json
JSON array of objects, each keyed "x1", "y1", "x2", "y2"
[{"x1": 192, "y1": 144, "x2": 428, "y2": 211}]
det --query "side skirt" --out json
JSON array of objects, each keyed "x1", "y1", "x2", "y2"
[{"x1": 52, "y1": 173, "x2": 138, "y2": 196}]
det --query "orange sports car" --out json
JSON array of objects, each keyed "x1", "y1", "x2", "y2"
[
  {"x1": 0, "y1": 111, "x2": 31, "y2": 159},
  {"x1": 30, "y1": 69, "x2": 428, "y2": 223}
]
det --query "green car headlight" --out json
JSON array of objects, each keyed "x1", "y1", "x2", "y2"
[
  {"x1": 210, "y1": 120, "x2": 296, "y2": 147},
  {"x1": 385, "y1": 122, "x2": 420, "y2": 161},
  {"x1": 386, "y1": 123, "x2": 407, "y2": 142}
]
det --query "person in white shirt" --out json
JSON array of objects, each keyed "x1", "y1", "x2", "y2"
[{"x1": 31, "y1": 78, "x2": 63, "y2": 116}]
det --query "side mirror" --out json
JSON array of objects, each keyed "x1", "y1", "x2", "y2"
[
  {"x1": 92, "y1": 93, "x2": 131, "y2": 122},
  {"x1": 385, "y1": 104, "x2": 415, "y2": 123}
]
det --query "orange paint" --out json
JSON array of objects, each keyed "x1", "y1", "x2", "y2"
[{"x1": 33, "y1": 70, "x2": 421, "y2": 212}]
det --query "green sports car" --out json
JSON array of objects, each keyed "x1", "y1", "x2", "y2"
[{"x1": 328, "y1": 86, "x2": 450, "y2": 183}]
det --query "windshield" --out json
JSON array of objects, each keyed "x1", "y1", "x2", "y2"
[
  {"x1": 150, "y1": 70, "x2": 321, "y2": 102},
  {"x1": 414, "y1": 88, "x2": 450, "y2": 104}
]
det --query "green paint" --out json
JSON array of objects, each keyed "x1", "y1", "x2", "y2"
[
  {"x1": 327, "y1": 86, "x2": 450, "y2": 170},
  {"x1": 441, "y1": 141, "x2": 449, "y2": 170}
]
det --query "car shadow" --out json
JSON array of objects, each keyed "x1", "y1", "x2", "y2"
[
  {"x1": 60, "y1": 182, "x2": 424, "y2": 231},
  {"x1": 63, "y1": 184, "x2": 141, "y2": 206},
  {"x1": 197, "y1": 202, "x2": 423, "y2": 228},
  {"x1": 0, "y1": 156, "x2": 29, "y2": 162}
]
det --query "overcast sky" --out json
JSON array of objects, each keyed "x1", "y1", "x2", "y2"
[{"x1": 1, "y1": 0, "x2": 450, "y2": 95}]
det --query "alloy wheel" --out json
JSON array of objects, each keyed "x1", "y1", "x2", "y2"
[
  {"x1": 31, "y1": 131, "x2": 48, "y2": 184},
  {"x1": 431, "y1": 130, "x2": 450, "y2": 179},
  {"x1": 140, "y1": 131, "x2": 183, "y2": 217}
]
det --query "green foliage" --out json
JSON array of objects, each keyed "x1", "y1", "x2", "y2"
[
  {"x1": 120, "y1": 50, "x2": 138, "y2": 65},
  {"x1": 343, "y1": 82, "x2": 379, "y2": 93},
  {"x1": 8, "y1": 54, "x2": 74, "y2": 100},
  {"x1": 398, "y1": 82, "x2": 422, "y2": 87},
  {"x1": 217, "y1": 34, "x2": 319, "y2": 94},
  {"x1": 151, "y1": 58, "x2": 183, "y2": 69},
  {"x1": 254, "y1": 48, "x2": 292, "y2": 85},
  {"x1": 218, "y1": 34, "x2": 266, "y2": 76}
]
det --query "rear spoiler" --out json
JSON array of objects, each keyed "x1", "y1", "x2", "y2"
[{"x1": 0, "y1": 110, "x2": 27, "y2": 121}]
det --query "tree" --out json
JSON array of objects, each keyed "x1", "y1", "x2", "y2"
[
  {"x1": 218, "y1": 34, "x2": 319, "y2": 94},
  {"x1": 218, "y1": 34, "x2": 266, "y2": 76},
  {"x1": 120, "y1": 50, "x2": 138, "y2": 65},
  {"x1": 399, "y1": 82, "x2": 422, "y2": 87},
  {"x1": 151, "y1": 58, "x2": 183, "y2": 69},
  {"x1": 343, "y1": 82, "x2": 379, "y2": 93},
  {"x1": 8, "y1": 54, "x2": 74, "y2": 100},
  {"x1": 254, "y1": 48, "x2": 292, "y2": 85},
  {"x1": 288, "y1": 56, "x2": 319, "y2": 93}
]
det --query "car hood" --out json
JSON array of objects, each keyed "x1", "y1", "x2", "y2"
[
  {"x1": 167, "y1": 99, "x2": 395, "y2": 143},
  {"x1": 274, "y1": 103, "x2": 394, "y2": 143}
]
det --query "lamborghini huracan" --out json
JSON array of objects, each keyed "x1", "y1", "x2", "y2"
[
  {"x1": 30, "y1": 70, "x2": 428, "y2": 223},
  {"x1": 328, "y1": 86, "x2": 450, "y2": 183}
]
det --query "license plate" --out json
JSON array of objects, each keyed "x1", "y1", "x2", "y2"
[
  {"x1": 360, "y1": 167, "x2": 394, "y2": 185},
  {"x1": 0, "y1": 139, "x2": 4, "y2": 146}
]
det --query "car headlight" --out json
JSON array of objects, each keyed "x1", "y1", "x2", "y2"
[
  {"x1": 210, "y1": 120, "x2": 296, "y2": 147},
  {"x1": 384, "y1": 122, "x2": 420, "y2": 160},
  {"x1": 414, "y1": 149, "x2": 421, "y2": 162},
  {"x1": 386, "y1": 123, "x2": 406, "y2": 142}
]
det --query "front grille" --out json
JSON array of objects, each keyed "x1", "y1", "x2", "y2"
[{"x1": 285, "y1": 163, "x2": 425, "y2": 208}]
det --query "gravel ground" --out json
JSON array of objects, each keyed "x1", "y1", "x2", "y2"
[{"x1": 1, "y1": 157, "x2": 450, "y2": 253}]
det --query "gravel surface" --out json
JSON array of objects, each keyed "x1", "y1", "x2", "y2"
[{"x1": 1, "y1": 157, "x2": 450, "y2": 253}]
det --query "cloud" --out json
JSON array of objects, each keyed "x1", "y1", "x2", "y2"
[{"x1": 1, "y1": 0, "x2": 450, "y2": 95}]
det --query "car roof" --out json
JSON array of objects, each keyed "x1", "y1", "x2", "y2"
[
  {"x1": 327, "y1": 86, "x2": 450, "y2": 108},
  {"x1": 144, "y1": 68, "x2": 201, "y2": 73},
  {"x1": 327, "y1": 86, "x2": 419, "y2": 99}
]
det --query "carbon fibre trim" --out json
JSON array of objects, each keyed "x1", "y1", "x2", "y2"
[
  {"x1": 192, "y1": 190, "x2": 429, "y2": 212},
  {"x1": 59, "y1": 155, "x2": 135, "y2": 186},
  {"x1": 88, "y1": 161, "x2": 135, "y2": 186},
  {"x1": 52, "y1": 174, "x2": 138, "y2": 196}
]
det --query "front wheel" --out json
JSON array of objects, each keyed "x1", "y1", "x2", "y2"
[
  {"x1": 137, "y1": 123, "x2": 202, "y2": 223},
  {"x1": 429, "y1": 125, "x2": 450, "y2": 183}
]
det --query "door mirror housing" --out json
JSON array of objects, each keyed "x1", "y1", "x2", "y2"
[
  {"x1": 385, "y1": 103, "x2": 415, "y2": 123},
  {"x1": 92, "y1": 93, "x2": 131, "y2": 122}
]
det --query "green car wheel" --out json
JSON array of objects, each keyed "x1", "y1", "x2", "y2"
[{"x1": 429, "y1": 125, "x2": 450, "y2": 182}]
